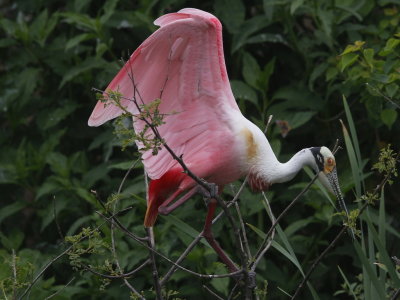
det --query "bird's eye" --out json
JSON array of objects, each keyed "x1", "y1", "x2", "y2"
[{"x1": 327, "y1": 157, "x2": 334, "y2": 166}]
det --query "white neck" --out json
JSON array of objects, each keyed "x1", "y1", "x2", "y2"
[
  {"x1": 236, "y1": 116, "x2": 317, "y2": 189},
  {"x1": 249, "y1": 135, "x2": 315, "y2": 186},
  {"x1": 270, "y1": 149, "x2": 315, "y2": 183}
]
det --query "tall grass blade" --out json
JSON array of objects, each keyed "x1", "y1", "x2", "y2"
[
  {"x1": 340, "y1": 119, "x2": 362, "y2": 198},
  {"x1": 353, "y1": 240, "x2": 386, "y2": 299},
  {"x1": 365, "y1": 216, "x2": 400, "y2": 288},
  {"x1": 338, "y1": 265, "x2": 358, "y2": 299},
  {"x1": 342, "y1": 96, "x2": 365, "y2": 190}
]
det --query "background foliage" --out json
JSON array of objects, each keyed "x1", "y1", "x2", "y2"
[{"x1": 1, "y1": 0, "x2": 399, "y2": 299}]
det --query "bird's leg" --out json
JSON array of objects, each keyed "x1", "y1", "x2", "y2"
[
  {"x1": 158, "y1": 186, "x2": 199, "y2": 215},
  {"x1": 202, "y1": 198, "x2": 238, "y2": 273}
]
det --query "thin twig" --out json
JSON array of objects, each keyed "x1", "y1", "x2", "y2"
[
  {"x1": 160, "y1": 165, "x2": 250, "y2": 286},
  {"x1": 160, "y1": 235, "x2": 202, "y2": 285},
  {"x1": 96, "y1": 210, "x2": 242, "y2": 279},
  {"x1": 53, "y1": 196, "x2": 64, "y2": 240},
  {"x1": 12, "y1": 250, "x2": 17, "y2": 300},
  {"x1": 250, "y1": 173, "x2": 319, "y2": 271},
  {"x1": 142, "y1": 172, "x2": 163, "y2": 298},
  {"x1": 147, "y1": 227, "x2": 163, "y2": 300},
  {"x1": 118, "y1": 158, "x2": 141, "y2": 194},
  {"x1": 19, "y1": 246, "x2": 72, "y2": 299},
  {"x1": 203, "y1": 285, "x2": 225, "y2": 300},
  {"x1": 391, "y1": 288, "x2": 400, "y2": 300},
  {"x1": 291, "y1": 226, "x2": 346, "y2": 299},
  {"x1": 44, "y1": 277, "x2": 75, "y2": 300},
  {"x1": 92, "y1": 190, "x2": 148, "y2": 242},
  {"x1": 234, "y1": 201, "x2": 252, "y2": 259},
  {"x1": 251, "y1": 192, "x2": 277, "y2": 272},
  {"x1": 365, "y1": 83, "x2": 400, "y2": 109},
  {"x1": 228, "y1": 282, "x2": 240, "y2": 300},
  {"x1": 83, "y1": 260, "x2": 150, "y2": 279}
]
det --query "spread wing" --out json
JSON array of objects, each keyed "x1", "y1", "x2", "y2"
[{"x1": 88, "y1": 8, "x2": 241, "y2": 179}]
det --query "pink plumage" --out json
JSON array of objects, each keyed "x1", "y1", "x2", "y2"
[
  {"x1": 89, "y1": 8, "x2": 248, "y2": 226},
  {"x1": 89, "y1": 8, "x2": 349, "y2": 269}
]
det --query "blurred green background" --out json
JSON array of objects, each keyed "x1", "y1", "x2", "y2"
[{"x1": 1, "y1": 0, "x2": 399, "y2": 299}]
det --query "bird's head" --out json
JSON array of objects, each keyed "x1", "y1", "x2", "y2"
[{"x1": 309, "y1": 147, "x2": 348, "y2": 214}]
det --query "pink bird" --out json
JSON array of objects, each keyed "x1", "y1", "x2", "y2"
[{"x1": 88, "y1": 8, "x2": 347, "y2": 272}]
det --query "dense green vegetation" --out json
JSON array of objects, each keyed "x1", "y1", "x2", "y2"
[{"x1": 1, "y1": 0, "x2": 399, "y2": 299}]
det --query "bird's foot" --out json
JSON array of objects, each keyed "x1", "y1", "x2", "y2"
[
  {"x1": 232, "y1": 270, "x2": 257, "y2": 289},
  {"x1": 199, "y1": 182, "x2": 218, "y2": 199}
]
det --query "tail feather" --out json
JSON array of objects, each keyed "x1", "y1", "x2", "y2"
[{"x1": 144, "y1": 167, "x2": 188, "y2": 227}]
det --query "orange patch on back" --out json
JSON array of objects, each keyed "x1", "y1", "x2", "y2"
[{"x1": 241, "y1": 128, "x2": 257, "y2": 160}]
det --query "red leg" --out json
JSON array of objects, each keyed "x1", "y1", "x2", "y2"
[
  {"x1": 158, "y1": 186, "x2": 199, "y2": 215},
  {"x1": 202, "y1": 198, "x2": 238, "y2": 273}
]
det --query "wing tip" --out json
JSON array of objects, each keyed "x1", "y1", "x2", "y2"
[{"x1": 154, "y1": 8, "x2": 220, "y2": 28}]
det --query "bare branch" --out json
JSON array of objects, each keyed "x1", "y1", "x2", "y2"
[
  {"x1": 82, "y1": 260, "x2": 150, "y2": 279},
  {"x1": 203, "y1": 285, "x2": 225, "y2": 300},
  {"x1": 44, "y1": 277, "x2": 75, "y2": 300},
  {"x1": 250, "y1": 192, "x2": 276, "y2": 273},
  {"x1": 19, "y1": 246, "x2": 73, "y2": 299},
  {"x1": 291, "y1": 226, "x2": 346, "y2": 299},
  {"x1": 146, "y1": 227, "x2": 163, "y2": 300},
  {"x1": 96, "y1": 210, "x2": 243, "y2": 279},
  {"x1": 250, "y1": 173, "x2": 319, "y2": 271}
]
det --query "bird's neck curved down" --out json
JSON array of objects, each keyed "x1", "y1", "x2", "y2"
[
  {"x1": 271, "y1": 149, "x2": 315, "y2": 184},
  {"x1": 250, "y1": 147, "x2": 315, "y2": 188}
]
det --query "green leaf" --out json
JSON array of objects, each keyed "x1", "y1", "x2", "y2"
[
  {"x1": 0, "y1": 18, "x2": 17, "y2": 36},
  {"x1": 363, "y1": 48, "x2": 375, "y2": 69},
  {"x1": 37, "y1": 103, "x2": 79, "y2": 130},
  {"x1": 340, "y1": 114, "x2": 362, "y2": 197},
  {"x1": 246, "y1": 33, "x2": 287, "y2": 46},
  {"x1": 379, "y1": 38, "x2": 400, "y2": 56},
  {"x1": 230, "y1": 80, "x2": 258, "y2": 104},
  {"x1": 380, "y1": 109, "x2": 397, "y2": 129},
  {"x1": 210, "y1": 263, "x2": 229, "y2": 294},
  {"x1": 231, "y1": 16, "x2": 270, "y2": 52},
  {"x1": 167, "y1": 215, "x2": 209, "y2": 247},
  {"x1": 62, "y1": 12, "x2": 99, "y2": 32},
  {"x1": 17, "y1": 68, "x2": 40, "y2": 108},
  {"x1": 59, "y1": 57, "x2": 108, "y2": 88},
  {"x1": 46, "y1": 152, "x2": 69, "y2": 177},
  {"x1": 213, "y1": 0, "x2": 245, "y2": 33},
  {"x1": 0, "y1": 38, "x2": 16, "y2": 48},
  {"x1": 65, "y1": 33, "x2": 95, "y2": 50},
  {"x1": 341, "y1": 41, "x2": 365, "y2": 55},
  {"x1": 100, "y1": 0, "x2": 119, "y2": 24},
  {"x1": 325, "y1": 67, "x2": 338, "y2": 81},
  {"x1": 290, "y1": 0, "x2": 304, "y2": 14},
  {"x1": 26, "y1": 10, "x2": 58, "y2": 47},
  {"x1": 353, "y1": 240, "x2": 387, "y2": 299},
  {"x1": 385, "y1": 83, "x2": 398, "y2": 98},
  {"x1": 108, "y1": 161, "x2": 140, "y2": 170},
  {"x1": 36, "y1": 178, "x2": 61, "y2": 199},
  {"x1": 340, "y1": 53, "x2": 359, "y2": 72},
  {"x1": 0, "y1": 230, "x2": 24, "y2": 251},
  {"x1": 364, "y1": 216, "x2": 400, "y2": 288},
  {"x1": 242, "y1": 52, "x2": 261, "y2": 88},
  {"x1": 246, "y1": 222, "x2": 266, "y2": 239},
  {"x1": 0, "y1": 202, "x2": 26, "y2": 224},
  {"x1": 260, "y1": 57, "x2": 276, "y2": 94},
  {"x1": 309, "y1": 62, "x2": 328, "y2": 91}
]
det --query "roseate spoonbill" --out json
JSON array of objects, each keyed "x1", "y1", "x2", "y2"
[{"x1": 88, "y1": 8, "x2": 348, "y2": 272}]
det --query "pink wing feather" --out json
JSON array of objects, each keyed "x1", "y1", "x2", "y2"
[{"x1": 88, "y1": 8, "x2": 241, "y2": 180}]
